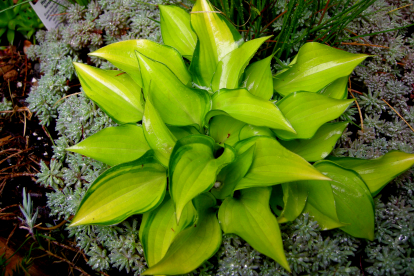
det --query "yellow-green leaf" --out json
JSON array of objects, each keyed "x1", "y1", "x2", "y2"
[
  {"x1": 211, "y1": 36, "x2": 271, "y2": 92},
  {"x1": 209, "y1": 115, "x2": 246, "y2": 146},
  {"x1": 136, "y1": 51, "x2": 211, "y2": 128},
  {"x1": 189, "y1": 0, "x2": 243, "y2": 87},
  {"x1": 89, "y1": 39, "x2": 191, "y2": 87},
  {"x1": 139, "y1": 194, "x2": 197, "y2": 267},
  {"x1": 319, "y1": 76, "x2": 349, "y2": 99},
  {"x1": 142, "y1": 193, "x2": 221, "y2": 275},
  {"x1": 277, "y1": 183, "x2": 308, "y2": 223},
  {"x1": 70, "y1": 151, "x2": 166, "y2": 226},
  {"x1": 329, "y1": 151, "x2": 414, "y2": 196},
  {"x1": 234, "y1": 136, "x2": 330, "y2": 189},
  {"x1": 273, "y1": 42, "x2": 368, "y2": 97},
  {"x1": 212, "y1": 145, "x2": 255, "y2": 199},
  {"x1": 208, "y1": 88, "x2": 295, "y2": 133},
  {"x1": 66, "y1": 124, "x2": 150, "y2": 166},
  {"x1": 279, "y1": 122, "x2": 348, "y2": 162},
  {"x1": 143, "y1": 99, "x2": 177, "y2": 167},
  {"x1": 73, "y1": 62, "x2": 144, "y2": 124},
  {"x1": 169, "y1": 135, "x2": 235, "y2": 221},
  {"x1": 159, "y1": 5, "x2": 197, "y2": 60},
  {"x1": 274, "y1": 92, "x2": 353, "y2": 140},
  {"x1": 314, "y1": 161, "x2": 375, "y2": 240},
  {"x1": 219, "y1": 187, "x2": 291, "y2": 272},
  {"x1": 242, "y1": 54, "x2": 274, "y2": 100}
]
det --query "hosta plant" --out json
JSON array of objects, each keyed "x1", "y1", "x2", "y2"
[{"x1": 67, "y1": 0, "x2": 414, "y2": 274}]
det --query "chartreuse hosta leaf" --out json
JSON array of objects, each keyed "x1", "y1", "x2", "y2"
[
  {"x1": 136, "y1": 51, "x2": 210, "y2": 128},
  {"x1": 277, "y1": 183, "x2": 308, "y2": 223},
  {"x1": 70, "y1": 151, "x2": 166, "y2": 226},
  {"x1": 234, "y1": 136, "x2": 330, "y2": 189},
  {"x1": 142, "y1": 193, "x2": 221, "y2": 275},
  {"x1": 301, "y1": 178, "x2": 345, "y2": 230},
  {"x1": 209, "y1": 115, "x2": 246, "y2": 146},
  {"x1": 242, "y1": 54, "x2": 275, "y2": 100},
  {"x1": 279, "y1": 122, "x2": 348, "y2": 162},
  {"x1": 212, "y1": 145, "x2": 255, "y2": 199},
  {"x1": 139, "y1": 194, "x2": 196, "y2": 267},
  {"x1": 239, "y1": 124, "x2": 274, "y2": 140},
  {"x1": 329, "y1": 151, "x2": 414, "y2": 196},
  {"x1": 313, "y1": 161, "x2": 375, "y2": 240},
  {"x1": 273, "y1": 42, "x2": 368, "y2": 97},
  {"x1": 320, "y1": 76, "x2": 349, "y2": 99},
  {"x1": 219, "y1": 187, "x2": 291, "y2": 272},
  {"x1": 143, "y1": 99, "x2": 177, "y2": 167},
  {"x1": 208, "y1": 88, "x2": 295, "y2": 133},
  {"x1": 66, "y1": 124, "x2": 150, "y2": 166},
  {"x1": 73, "y1": 63, "x2": 144, "y2": 124},
  {"x1": 169, "y1": 135, "x2": 235, "y2": 221},
  {"x1": 167, "y1": 125, "x2": 201, "y2": 140},
  {"x1": 159, "y1": 5, "x2": 197, "y2": 60},
  {"x1": 89, "y1": 39, "x2": 191, "y2": 87},
  {"x1": 211, "y1": 36, "x2": 271, "y2": 92},
  {"x1": 274, "y1": 92, "x2": 353, "y2": 140},
  {"x1": 189, "y1": 0, "x2": 243, "y2": 87}
]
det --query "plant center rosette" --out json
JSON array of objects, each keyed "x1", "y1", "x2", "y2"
[{"x1": 66, "y1": 0, "x2": 414, "y2": 274}]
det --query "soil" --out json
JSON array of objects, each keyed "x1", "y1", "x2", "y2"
[{"x1": 0, "y1": 33, "x2": 97, "y2": 276}]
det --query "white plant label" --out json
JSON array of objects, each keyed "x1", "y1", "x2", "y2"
[{"x1": 30, "y1": 0, "x2": 70, "y2": 30}]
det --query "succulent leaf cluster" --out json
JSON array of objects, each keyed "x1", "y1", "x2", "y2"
[{"x1": 64, "y1": 0, "x2": 414, "y2": 274}]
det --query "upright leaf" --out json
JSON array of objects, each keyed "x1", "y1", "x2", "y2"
[
  {"x1": 189, "y1": 0, "x2": 243, "y2": 87},
  {"x1": 136, "y1": 51, "x2": 211, "y2": 128},
  {"x1": 234, "y1": 136, "x2": 330, "y2": 189},
  {"x1": 301, "y1": 179, "x2": 345, "y2": 230},
  {"x1": 242, "y1": 54, "x2": 274, "y2": 100},
  {"x1": 277, "y1": 183, "x2": 308, "y2": 223},
  {"x1": 329, "y1": 151, "x2": 414, "y2": 196},
  {"x1": 209, "y1": 115, "x2": 246, "y2": 146},
  {"x1": 219, "y1": 187, "x2": 291, "y2": 272},
  {"x1": 169, "y1": 135, "x2": 235, "y2": 221},
  {"x1": 66, "y1": 124, "x2": 150, "y2": 166},
  {"x1": 70, "y1": 151, "x2": 166, "y2": 226},
  {"x1": 159, "y1": 5, "x2": 197, "y2": 60},
  {"x1": 89, "y1": 40, "x2": 191, "y2": 87},
  {"x1": 274, "y1": 92, "x2": 353, "y2": 140},
  {"x1": 211, "y1": 36, "x2": 271, "y2": 92},
  {"x1": 319, "y1": 76, "x2": 349, "y2": 99},
  {"x1": 73, "y1": 63, "x2": 144, "y2": 124},
  {"x1": 273, "y1": 42, "x2": 368, "y2": 97},
  {"x1": 143, "y1": 99, "x2": 177, "y2": 167},
  {"x1": 314, "y1": 161, "x2": 375, "y2": 240},
  {"x1": 212, "y1": 145, "x2": 255, "y2": 199},
  {"x1": 279, "y1": 122, "x2": 348, "y2": 162},
  {"x1": 142, "y1": 193, "x2": 222, "y2": 275},
  {"x1": 139, "y1": 194, "x2": 197, "y2": 267},
  {"x1": 208, "y1": 88, "x2": 295, "y2": 133}
]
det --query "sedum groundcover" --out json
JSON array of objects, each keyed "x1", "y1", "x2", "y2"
[{"x1": 26, "y1": 0, "x2": 414, "y2": 275}]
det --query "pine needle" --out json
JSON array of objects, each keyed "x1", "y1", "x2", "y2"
[
  {"x1": 53, "y1": 92, "x2": 83, "y2": 108},
  {"x1": 348, "y1": 77, "x2": 364, "y2": 132},
  {"x1": 382, "y1": 99, "x2": 414, "y2": 133}
]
